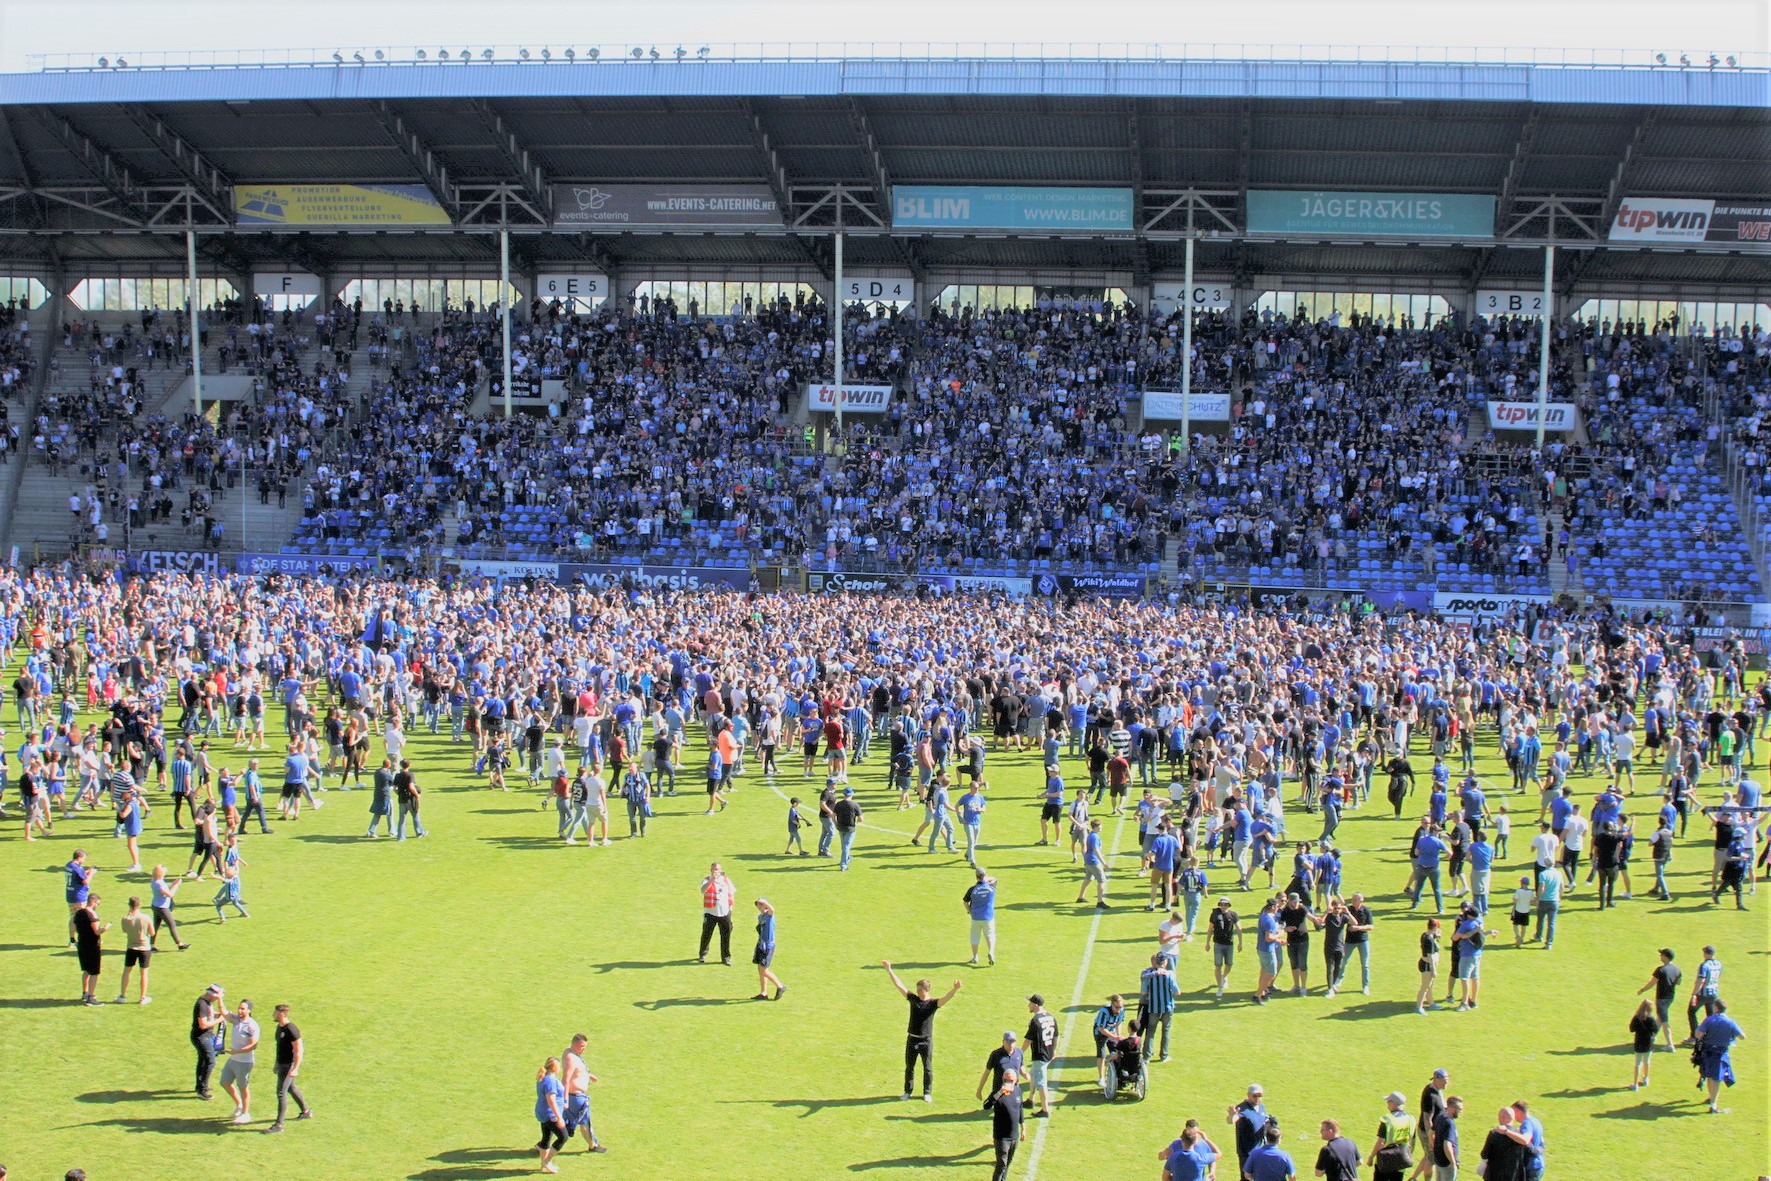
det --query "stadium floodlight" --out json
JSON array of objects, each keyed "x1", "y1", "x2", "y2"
[
  {"x1": 540, "y1": 48, "x2": 550, "y2": 60},
  {"x1": 1707, "y1": 53, "x2": 1719, "y2": 67},
  {"x1": 333, "y1": 51, "x2": 344, "y2": 63},
  {"x1": 97, "y1": 57, "x2": 107, "y2": 68},
  {"x1": 483, "y1": 48, "x2": 494, "y2": 60},
  {"x1": 698, "y1": 46, "x2": 710, "y2": 60},
  {"x1": 1679, "y1": 53, "x2": 1689, "y2": 66},
  {"x1": 115, "y1": 57, "x2": 126, "y2": 67},
  {"x1": 674, "y1": 45, "x2": 686, "y2": 60},
  {"x1": 650, "y1": 46, "x2": 661, "y2": 60},
  {"x1": 416, "y1": 49, "x2": 427, "y2": 60},
  {"x1": 1727, "y1": 55, "x2": 1738, "y2": 66},
  {"x1": 353, "y1": 51, "x2": 365, "y2": 63},
  {"x1": 1654, "y1": 52, "x2": 1666, "y2": 64},
  {"x1": 519, "y1": 48, "x2": 530, "y2": 60},
  {"x1": 374, "y1": 49, "x2": 385, "y2": 61},
  {"x1": 459, "y1": 49, "x2": 469, "y2": 62},
  {"x1": 563, "y1": 48, "x2": 574, "y2": 61},
  {"x1": 587, "y1": 47, "x2": 599, "y2": 60},
  {"x1": 631, "y1": 47, "x2": 644, "y2": 59}
]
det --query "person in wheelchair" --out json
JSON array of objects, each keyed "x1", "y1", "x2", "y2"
[
  {"x1": 1091, "y1": 994, "x2": 1127, "y2": 1084},
  {"x1": 1100, "y1": 1029, "x2": 1146, "y2": 1100}
]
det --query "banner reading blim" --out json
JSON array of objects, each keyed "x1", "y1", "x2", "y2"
[{"x1": 234, "y1": 184, "x2": 452, "y2": 226}]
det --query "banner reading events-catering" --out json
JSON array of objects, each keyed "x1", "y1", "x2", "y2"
[
  {"x1": 803, "y1": 383, "x2": 893, "y2": 414},
  {"x1": 1486, "y1": 400, "x2": 1578, "y2": 432},
  {"x1": 1141, "y1": 391, "x2": 1232, "y2": 423},
  {"x1": 1247, "y1": 191, "x2": 1496, "y2": 238},
  {"x1": 1608, "y1": 198, "x2": 1771, "y2": 245},
  {"x1": 553, "y1": 185, "x2": 782, "y2": 228},
  {"x1": 233, "y1": 185, "x2": 451, "y2": 227},
  {"x1": 891, "y1": 186, "x2": 1134, "y2": 232}
]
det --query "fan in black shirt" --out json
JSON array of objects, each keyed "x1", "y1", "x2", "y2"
[{"x1": 883, "y1": 960, "x2": 961, "y2": 1101}]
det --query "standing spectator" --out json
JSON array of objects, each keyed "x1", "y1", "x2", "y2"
[
  {"x1": 191, "y1": 983, "x2": 225, "y2": 1099},
  {"x1": 1532, "y1": 868, "x2": 1562, "y2": 950},
  {"x1": 1693, "y1": 1000, "x2": 1746, "y2": 1114},
  {"x1": 559, "y1": 1033, "x2": 606, "y2": 1154},
  {"x1": 751, "y1": 898, "x2": 785, "y2": 1000},
  {"x1": 64, "y1": 848, "x2": 95, "y2": 945},
  {"x1": 973, "y1": 1031, "x2": 1023, "y2": 1101},
  {"x1": 981, "y1": 1071, "x2": 1025, "y2": 1181},
  {"x1": 365, "y1": 758, "x2": 393, "y2": 838},
  {"x1": 882, "y1": 960, "x2": 961, "y2": 1102},
  {"x1": 1508, "y1": 1101, "x2": 1545, "y2": 1181},
  {"x1": 150, "y1": 866, "x2": 190, "y2": 951},
  {"x1": 534, "y1": 1057, "x2": 568, "y2": 1174},
  {"x1": 1315, "y1": 1118, "x2": 1361, "y2": 1181},
  {"x1": 833, "y1": 786, "x2": 863, "y2": 870},
  {"x1": 1244, "y1": 1122, "x2": 1295, "y2": 1181},
  {"x1": 1477, "y1": 1108, "x2": 1534, "y2": 1181},
  {"x1": 1416, "y1": 1068, "x2": 1449, "y2": 1169},
  {"x1": 220, "y1": 998, "x2": 260, "y2": 1124},
  {"x1": 1344, "y1": 892, "x2": 1375, "y2": 995},
  {"x1": 116, "y1": 896, "x2": 154, "y2": 1004},
  {"x1": 1023, "y1": 995, "x2": 1057, "y2": 1119},
  {"x1": 1508, "y1": 876, "x2": 1534, "y2": 948},
  {"x1": 1159, "y1": 1122, "x2": 1220, "y2": 1181},
  {"x1": 1225, "y1": 1083, "x2": 1269, "y2": 1179},
  {"x1": 1635, "y1": 947, "x2": 1681, "y2": 1051},
  {"x1": 963, "y1": 870, "x2": 998, "y2": 966},
  {"x1": 1139, "y1": 953, "x2": 1177, "y2": 1062},
  {"x1": 392, "y1": 759, "x2": 426, "y2": 839},
  {"x1": 264, "y1": 1003, "x2": 311, "y2": 1133},
  {"x1": 697, "y1": 862, "x2": 736, "y2": 965},
  {"x1": 72, "y1": 893, "x2": 107, "y2": 1006},
  {"x1": 1209, "y1": 897, "x2": 1243, "y2": 999},
  {"x1": 1627, "y1": 999, "x2": 1661, "y2": 1090},
  {"x1": 1428, "y1": 1094, "x2": 1462, "y2": 1181},
  {"x1": 1684, "y1": 945, "x2": 1723, "y2": 1045},
  {"x1": 1075, "y1": 818, "x2": 1109, "y2": 907}
]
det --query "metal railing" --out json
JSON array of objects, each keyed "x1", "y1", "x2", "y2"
[{"x1": 28, "y1": 43, "x2": 1768, "y2": 72}]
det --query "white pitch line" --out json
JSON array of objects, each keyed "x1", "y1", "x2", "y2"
[
  {"x1": 1021, "y1": 809, "x2": 1129, "y2": 1181},
  {"x1": 756, "y1": 771, "x2": 919, "y2": 839}
]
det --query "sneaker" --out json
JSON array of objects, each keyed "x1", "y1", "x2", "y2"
[
  {"x1": 264, "y1": 1123, "x2": 284, "y2": 1133},
  {"x1": 900, "y1": 1093, "x2": 912, "y2": 1101},
  {"x1": 987, "y1": 952, "x2": 995, "y2": 966},
  {"x1": 295, "y1": 1110, "x2": 313, "y2": 1119},
  {"x1": 774, "y1": 986, "x2": 787, "y2": 1000},
  {"x1": 922, "y1": 1094, "x2": 934, "y2": 1104},
  {"x1": 141, "y1": 996, "x2": 152, "y2": 1005},
  {"x1": 564, "y1": 837, "x2": 577, "y2": 845},
  {"x1": 232, "y1": 1111, "x2": 251, "y2": 1124},
  {"x1": 115, "y1": 994, "x2": 127, "y2": 1004}
]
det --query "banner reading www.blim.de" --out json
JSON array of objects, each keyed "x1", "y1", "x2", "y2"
[
  {"x1": 892, "y1": 186, "x2": 1134, "y2": 231},
  {"x1": 233, "y1": 184, "x2": 453, "y2": 227}
]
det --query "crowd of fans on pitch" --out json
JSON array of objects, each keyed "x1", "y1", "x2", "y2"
[{"x1": 21, "y1": 289, "x2": 1771, "y2": 598}]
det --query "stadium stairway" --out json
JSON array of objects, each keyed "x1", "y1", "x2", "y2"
[{"x1": 0, "y1": 301, "x2": 57, "y2": 563}]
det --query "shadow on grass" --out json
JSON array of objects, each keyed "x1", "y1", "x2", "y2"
[
  {"x1": 1319, "y1": 1000, "x2": 1422, "y2": 1021},
  {"x1": 0, "y1": 942, "x2": 55, "y2": 952},
  {"x1": 1588, "y1": 1100, "x2": 1708, "y2": 1120},
  {"x1": 884, "y1": 1109, "x2": 982, "y2": 1124},
  {"x1": 727, "y1": 1095, "x2": 903, "y2": 1118},
  {"x1": 0, "y1": 996, "x2": 81, "y2": 1009},
  {"x1": 849, "y1": 1145, "x2": 990, "y2": 1170},
  {"x1": 1541, "y1": 1085, "x2": 1627, "y2": 1099},
  {"x1": 590, "y1": 958, "x2": 699, "y2": 974},
  {"x1": 76, "y1": 1088, "x2": 184, "y2": 1103},
  {"x1": 632, "y1": 996, "x2": 748, "y2": 1010},
  {"x1": 1546, "y1": 1045, "x2": 1631, "y2": 1056},
  {"x1": 291, "y1": 834, "x2": 375, "y2": 845},
  {"x1": 76, "y1": 1114, "x2": 231, "y2": 1136},
  {"x1": 409, "y1": 1147, "x2": 545, "y2": 1176}
]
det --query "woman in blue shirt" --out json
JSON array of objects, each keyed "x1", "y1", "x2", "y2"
[
  {"x1": 752, "y1": 898, "x2": 785, "y2": 1001},
  {"x1": 535, "y1": 1056, "x2": 567, "y2": 1173}
]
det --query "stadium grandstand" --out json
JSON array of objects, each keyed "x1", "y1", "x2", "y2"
[{"x1": 0, "y1": 43, "x2": 1765, "y2": 617}]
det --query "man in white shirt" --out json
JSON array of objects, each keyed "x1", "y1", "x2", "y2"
[
  {"x1": 220, "y1": 999, "x2": 260, "y2": 1124},
  {"x1": 1530, "y1": 823, "x2": 1560, "y2": 889},
  {"x1": 1560, "y1": 807, "x2": 1590, "y2": 886}
]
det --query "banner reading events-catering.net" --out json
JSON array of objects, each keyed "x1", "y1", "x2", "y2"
[{"x1": 552, "y1": 185, "x2": 782, "y2": 228}]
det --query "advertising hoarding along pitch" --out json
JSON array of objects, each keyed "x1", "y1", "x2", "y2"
[
  {"x1": 234, "y1": 185, "x2": 451, "y2": 226},
  {"x1": 1608, "y1": 198, "x2": 1771, "y2": 245},
  {"x1": 803, "y1": 383, "x2": 893, "y2": 415},
  {"x1": 553, "y1": 185, "x2": 782, "y2": 228},
  {"x1": 1247, "y1": 191, "x2": 1496, "y2": 238},
  {"x1": 891, "y1": 186, "x2": 1134, "y2": 231},
  {"x1": 1486, "y1": 400, "x2": 1577, "y2": 432}
]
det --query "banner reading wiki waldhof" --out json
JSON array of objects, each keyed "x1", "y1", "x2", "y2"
[{"x1": 1247, "y1": 191, "x2": 1495, "y2": 238}]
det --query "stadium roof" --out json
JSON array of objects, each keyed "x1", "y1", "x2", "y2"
[{"x1": 0, "y1": 48, "x2": 1765, "y2": 291}]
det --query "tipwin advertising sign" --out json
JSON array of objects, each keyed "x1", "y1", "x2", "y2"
[
  {"x1": 1486, "y1": 400, "x2": 1577, "y2": 432},
  {"x1": 803, "y1": 383, "x2": 893, "y2": 415},
  {"x1": 1608, "y1": 198, "x2": 1771, "y2": 246}
]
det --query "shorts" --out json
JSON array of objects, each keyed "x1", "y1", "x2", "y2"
[
  {"x1": 1028, "y1": 1058, "x2": 1050, "y2": 1091},
  {"x1": 1083, "y1": 862, "x2": 1108, "y2": 886},
  {"x1": 1212, "y1": 943, "x2": 1235, "y2": 969},
  {"x1": 281, "y1": 782, "x2": 302, "y2": 800},
  {"x1": 1041, "y1": 803, "x2": 1063, "y2": 823},
  {"x1": 753, "y1": 944, "x2": 774, "y2": 967},
  {"x1": 562, "y1": 1093, "x2": 591, "y2": 1132},
  {"x1": 1286, "y1": 941, "x2": 1309, "y2": 971},
  {"x1": 1510, "y1": 909, "x2": 1531, "y2": 928},
  {"x1": 1616, "y1": 758, "x2": 1633, "y2": 772},
  {"x1": 1257, "y1": 944, "x2": 1283, "y2": 975},
  {"x1": 124, "y1": 948, "x2": 153, "y2": 969},
  {"x1": 1456, "y1": 952, "x2": 1481, "y2": 980},
  {"x1": 970, "y1": 918, "x2": 996, "y2": 946},
  {"x1": 219, "y1": 1058, "x2": 254, "y2": 1088},
  {"x1": 802, "y1": 741, "x2": 820, "y2": 759}
]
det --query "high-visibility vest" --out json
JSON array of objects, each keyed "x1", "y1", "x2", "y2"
[{"x1": 1381, "y1": 1110, "x2": 1417, "y2": 1145}]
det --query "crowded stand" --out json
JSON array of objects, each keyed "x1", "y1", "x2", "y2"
[{"x1": 0, "y1": 294, "x2": 34, "y2": 465}]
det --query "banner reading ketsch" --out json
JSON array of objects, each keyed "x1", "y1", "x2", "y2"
[
  {"x1": 1033, "y1": 571, "x2": 1147, "y2": 599},
  {"x1": 1608, "y1": 197, "x2": 1771, "y2": 246},
  {"x1": 558, "y1": 562, "x2": 766, "y2": 591},
  {"x1": 1486, "y1": 400, "x2": 1578, "y2": 432},
  {"x1": 1247, "y1": 191, "x2": 1496, "y2": 238},
  {"x1": 130, "y1": 550, "x2": 227, "y2": 575},
  {"x1": 552, "y1": 184, "x2": 782, "y2": 228},
  {"x1": 233, "y1": 185, "x2": 451, "y2": 226},
  {"x1": 891, "y1": 186, "x2": 1134, "y2": 232},
  {"x1": 236, "y1": 552, "x2": 379, "y2": 576}
]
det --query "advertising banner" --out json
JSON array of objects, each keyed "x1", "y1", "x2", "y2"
[
  {"x1": 452, "y1": 559, "x2": 561, "y2": 581},
  {"x1": 1609, "y1": 198, "x2": 1771, "y2": 245},
  {"x1": 536, "y1": 273, "x2": 609, "y2": 306},
  {"x1": 1247, "y1": 190, "x2": 1496, "y2": 238},
  {"x1": 891, "y1": 186, "x2": 1134, "y2": 231},
  {"x1": 1141, "y1": 391, "x2": 1232, "y2": 423},
  {"x1": 559, "y1": 562, "x2": 757, "y2": 591},
  {"x1": 944, "y1": 574, "x2": 1033, "y2": 595},
  {"x1": 553, "y1": 184, "x2": 782, "y2": 228},
  {"x1": 130, "y1": 550, "x2": 226, "y2": 575},
  {"x1": 1486, "y1": 400, "x2": 1578, "y2": 432},
  {"x1": 233, "y1": 185, "x2": 451, "y2": 227},
  {"x1": 804, "y1": 382, "x2": 893, "y2": 415},
  {"x1": 805, "y1": 570, "x2": 908, "y2": 594},
  {"x1": 1432, "y1": 591, "x2": 1549, "y2": 620},
  {"x1": 236, "y1": 552, "x2": 378, "y2": 576},
  {"x1": 1150, "y1": 280, "x2": 1232, "y2": 311},
  {"x1": 1692, "y1": 626, "x2": 1770, "y2": 658},
  {"x1": 1033, "y1": 571, "x2": 1146, "y2": 599},
  {"x1": 1476, "y1": 289, "x2": 1547, "y2": 316}
]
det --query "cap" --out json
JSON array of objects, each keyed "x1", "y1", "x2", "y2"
[
  {"x1": 206, "y1": 983, "x2": 225, "y2": 996},
  {"x1": 1247, "y1": 1083, "x2": 1264, "y2": 1095},
  {"x1": 1383, "y1": 1091, "x2": 1406, "y2": 1105},
  {"x1": 843, "y1": 787, "x2": 854, "y2": 796},
  {"x1": 1432, "y1": 1068, "x2": 1449, "y2": 1080},
  {"x1": 1217, "y1": 896, "x2": 1231, "y2": 905},
  {"x1": 1027, "y1": 993, "x2": 1044, "y2": 1006},
  {"x1": 825, "y1": 776, "x2": 838, "y2": 786},
  {"x1": 1003, "y1": 1031, "x2": 1017, "y2": 1042}
]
